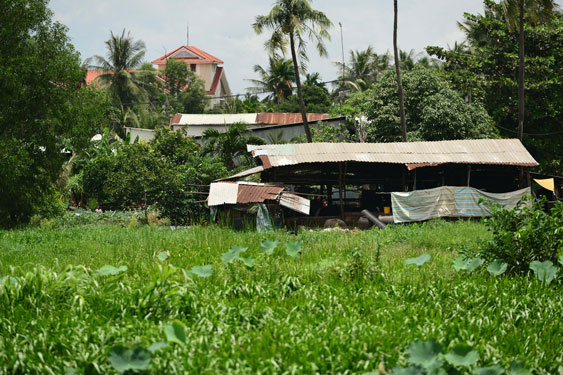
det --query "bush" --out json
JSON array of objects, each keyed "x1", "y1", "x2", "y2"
[{"x1": 476, "y1": 197, "x2": 563, "y2": 273}]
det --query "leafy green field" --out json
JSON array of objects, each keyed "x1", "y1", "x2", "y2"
[{"x1": 1, "y1": 221, "x2": 562, "y2": 374}]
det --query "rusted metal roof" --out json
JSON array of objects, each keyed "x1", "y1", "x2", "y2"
[
  {"x1": 237, "y1": 184, "x2": 283, "y2": 204},
  {"x1": 248, "y1": 139, "x2": 538, "y2": 169},
  {"x1": 208, "y1": 181, "x2": 283, "y2": 206},
  {"x1": 255, "y1": 113, "x2": 329, "y2": 125}
]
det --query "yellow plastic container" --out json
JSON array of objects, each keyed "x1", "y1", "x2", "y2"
[{"x1": 383, "y1": 206, "x2": 391, "y2": 215}]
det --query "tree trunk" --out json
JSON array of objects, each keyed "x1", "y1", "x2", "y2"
[
  {"x1": 289, "y1": 32, "x2": 312, "y2": 143},
  {"x1": 517, "y1": 0, "x2": 525, "y2": 141},
  {"x1": 393, "y1": 0, "x2": 407, "y2": 142}
]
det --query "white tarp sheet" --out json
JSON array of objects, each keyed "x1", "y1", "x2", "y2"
[
  {"x1": 208, "y1": 182, "x2": 238, "y2": 206},
  {"x1": 391, "y1": 186, "x2": 531, "y2": 223}
]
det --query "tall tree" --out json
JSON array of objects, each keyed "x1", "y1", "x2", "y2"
[
  {"x1": 254, "y1": 0, "x2": 332, "y2": 142},
  {"x1": 499, "y1": 0, "x2": 556, "y2": 140},
  {"x1": 393, "y1": 0, "x2": 407, "y2": 142},
  {"x1": 1, "y1": 0, "x2": 84, "y2": 226},
  {"x1": 92, "y1": 30, "x2": 148, "y2": 107}
]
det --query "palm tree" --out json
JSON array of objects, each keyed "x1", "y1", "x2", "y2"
[
  {"x1": 246, "y1": 56, "x2": 296, "y2": 103},
  {"x1": 393, "y1": 0, "x2": 407, "y2": 142},
  {"x1": 499, "y1": 0, "x2": 556, "y2": 140},
  {"x1": 91, "y1": 29, "x2": 148, "y2": 106},
  {"x1": 304, "y1": 72, "x2": 325, "y2": 88},
  {"x1": 254, "y1": 0, "x2": 332, "y2": 143},
  {"x1": 334, "y1": 46, "x2": 389, "y2": 92}
]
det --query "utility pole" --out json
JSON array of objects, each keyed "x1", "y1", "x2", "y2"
[
  {"x1": 186, "y1": 23, "x2": 190, "y2": 45},
  {"x1": 339, "y1": 22, "x2": 345, "y2": 110}
]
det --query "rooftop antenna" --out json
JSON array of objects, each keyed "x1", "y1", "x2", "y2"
[{"x1": 186, "y1": 22, "x2": 190, "y2": 46}]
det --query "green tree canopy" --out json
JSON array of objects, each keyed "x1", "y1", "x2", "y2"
[
  {"x1": 0, "y1": 0, "x2": 85, "y2": 226},
  {"x1": 427, "y1": 1, "x2": 563, "y2": 174},
  {"x1": 347, "y1": 67, "x2": 499, "y2": 142},
  {"x1": 247, "y1": 56, "x2": 296, "y2": 103}
]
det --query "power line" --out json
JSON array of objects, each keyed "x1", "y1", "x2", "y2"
[{"x1": 496, "y1": 124, "x2": 563, "y2": 137}]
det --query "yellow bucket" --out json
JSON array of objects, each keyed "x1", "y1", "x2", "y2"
[{"x1": 383, "y1": 206, "x2": 391, "y2": 215}]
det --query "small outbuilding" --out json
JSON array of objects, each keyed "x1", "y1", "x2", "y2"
[{"x1": 221, "y1": 139, "x2": 539, "y2": 227}]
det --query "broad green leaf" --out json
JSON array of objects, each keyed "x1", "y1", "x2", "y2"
[
  {"x1": 473, "y1": 365, "x2": 505, "y2": 375},
  {"x1": 189, "y1": 265, "x2": 213, "y2": 278},
  {"x1": 260, "y1": 239, "x2": 279, "y2": 255},
  {"x1": 453, "y1": 257, "x2": 484, "y2": 273},
  {"x1": 509, "y1": 360, "x2": 532, "y2": 375},
  {"x1": 391, "y1": 366, "x2": 425, "y2": 375},
  {"x1": 108, "y1": 344, "x2": 151, "y2": 372},
  {"x1": 64, "y1": 368, "x2": 79, "y2": 375},
  {"x1": 486, "y1": 261, "x2": 508, "y2": 277},
  {"x1": 94, "y1": 265, "x2": 128, "y2": 277},
  {"x1": 164, "y1": 320, "x2": 187, "y2": 346},
  {"x1": 285, "y1": 241, "x2": 302, "y2": 259},
  {"x1": 453, "y1": 256, "x2": 470, "y2": 272},
  {"x1": 404, "y1": 254, "x2": 431, "y2": 266},
  {"x1": 465, "y1": 258, "x2": 485, "y2": 273},
  {"x1": 529, "y1": 260, "x2": 559, "y2": 285},
  {"x1": 445, "y1": 344, "x2": 479, "y2": 367},
  {"x1": 558, "y1": 255, "x2": 563, "y2": 266},
  {"x1": 406, "y1": 339, "x2": 443, "y2": 370},
  {"x1": 157, "y1": 251, "x2": 170, "y2": 262},
  {"x1": 239, "y1": 256, "x2": 255, "y2": 268},
  {"x1": 147, "y1": 341, "x2": 169, "y2": 353},
  {"x1": 221, "y1": 245, "x2": 248, "y2": 264}
]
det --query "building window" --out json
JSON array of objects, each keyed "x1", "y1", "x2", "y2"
[{"x1": 190, "y1": 64, "x2": 196, "y2": 72}]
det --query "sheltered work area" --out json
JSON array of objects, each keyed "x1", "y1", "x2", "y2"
[
  {"x1": 221, "y1": 139, "x2": 539, "y2": 227},
  {"x1": 207, "y1": 181, "x2": 310, "y2": 231}
]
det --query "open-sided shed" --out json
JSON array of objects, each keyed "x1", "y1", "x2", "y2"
[{"x1": 224, "y1": 139, "x2": 538, "y2": 226}]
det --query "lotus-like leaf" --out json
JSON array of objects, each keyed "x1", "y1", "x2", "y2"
[
  {"x1": 486, "y1": 261, "x2": 508, "y2": 277},
  {"x1": 157, "y1": 251, "x2": 170, "y2": 262},
  {"x1": 404, "y1": 254, "x2": 431, "y2": 267},
  {"x1": 164, "y1": 320, "x2": 187, "y2": 346},
  {"x1": 509, "y1": 360, "x2": 532, "y2": 375},
  {"x1": 445, "y1": 344, "x2": 479, "y2": 367},
  {"x1": 285, "y1": 241, "x2": 302, "y2": 259},
  {"x1": 108, "y1": 344, "x2": 151, "y2": 373},
  {"x1": 558, "y1": 255, "x2": 563, "y2": 266},
  {"x1": 391, "y1": 366, "x2": 425, "y2": 375},
  {"x1": 221, "y1": 245, "x2": 248, "y2": 264},
  {"x1": 94, "y1": 265, "x2": 128, "y2": 277},
  {"x1": 239, "y1": 256, "x2": 255, "y2": 268},
  {"x1": 147, "y1": 341, "x2": 169, "y2": 353},
  {"x1": 453, "y1": 257, "x2": 484, "y2": 273},
  {"x1": 473, "y1": 365, "x2": 505, "y2": 375},
  {"x1": 529, "y1": 260, "x2": 559, "y2": 285},
  {"x1": 260, "y1": 239, "x2": 279, "y2": 255},
  {"x1": 465, "y1": 258, "x2": 485, "y2": 273},
  {"x1": 189, "y1": 265, "x2": 213, "y2": 278},
  {"x1": 406, "y1": 339, "x2": 443, "y2": 370},
  {"x1": 64, "y1": 368, "x2": 79, "y2": 375}
]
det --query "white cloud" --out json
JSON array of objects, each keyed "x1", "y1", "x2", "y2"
[{"x1": 50, "y1": 0, "x2": 485, "y2": 94}]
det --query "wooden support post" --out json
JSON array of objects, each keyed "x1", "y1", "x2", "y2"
[
  {"x1": 402, "y1": 169, "x2": 408, "y2": 192},
  {"x1": 339, "y1": 163, "x2": 345, "y2": 220},
  {"x1": 467, "y1": 165, "x2": 471, "y2": 187},
  {"x1": 413, "y1": 169, "x2": 417, "y2": 190},
  {"x1": 526, "y1": 168, "x2": 531, "y2": 189}
]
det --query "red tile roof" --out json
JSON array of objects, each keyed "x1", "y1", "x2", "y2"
[
  {"x1": 207, "y1": 67, "x2": 223, "y2": 95},
  {"x1": 152, "y1": 46, "x2": 224, "y2": 65},
  {"x1": 84, "y1": 69, "x2": 137, "y2": 86}
]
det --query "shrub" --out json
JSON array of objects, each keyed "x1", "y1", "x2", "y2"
[{"x1": 476, "y1": 197, "x2": 563, "y2": 273}]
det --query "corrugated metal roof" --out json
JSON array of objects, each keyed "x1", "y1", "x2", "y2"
[
  {"x1": 208, "y1": 182, "x2": 283, "y2": 206},
  {"x1": 237, "y1": 184, "x2": 283, "y2": 204},
  {"x1": 173, "y1": 113, "x2": 259, "y2": 125},
  {"x1": 256, "y1": 113, "x2": 329, "y2": 125},
  {"x1": 217, "y1": 165, "x2": 264, "y2": 181},
  {"x1": 248, "y1": 139, "x2": 538, "y2": 169}
]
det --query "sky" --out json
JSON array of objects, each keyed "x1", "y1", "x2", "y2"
[{"x1": 50, "y1": 0, "x2": 487, "y2": 94}]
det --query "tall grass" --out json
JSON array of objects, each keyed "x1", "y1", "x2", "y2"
[{"x1": 0, "y1": 220, "x2": 561, "y2": 374}]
